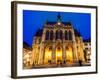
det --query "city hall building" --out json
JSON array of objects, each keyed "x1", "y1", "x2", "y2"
[{"x1": 31, "y1": 14, "x2": 89, "y2": 67}]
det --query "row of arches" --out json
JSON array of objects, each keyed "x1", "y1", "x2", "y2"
[
  {"x1": 44, "y1": 45, "x2": 73, "y2": 64},
  {"x1": 45, "y1": 30, "x2": 73, "y2": 40}
]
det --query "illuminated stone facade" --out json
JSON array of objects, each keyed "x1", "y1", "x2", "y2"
[
  {"x1": 31, "y1": 14, "x2": 90, "y2": 67},
  {"x1": 23, "y1": 43, "x2": 33, "y2": 69}
]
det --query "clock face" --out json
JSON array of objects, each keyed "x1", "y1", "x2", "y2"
[{"x1": 58, "y1": 22, "x2": 61, "y2": 25}]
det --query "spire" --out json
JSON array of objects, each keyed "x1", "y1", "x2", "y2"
[
  {"x1": 57, "y1": 13, "x2": 61, "y2": 19},
  {"x1": 57, "y1": 13, "x2": 61, "y2": 22},
  {"x1": 45, "y1": 19, "x2": 48, "y2": 25}
]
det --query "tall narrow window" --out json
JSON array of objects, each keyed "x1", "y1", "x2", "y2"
[
  {"x1": 50, "y1": 30, "x2": 53, "y2": 40},
  {"x1": 65, "y1": 31, "x2": 68, "y2": 40},
  {"x1": 69, "y1": 31, "x2": 72, "y2": 40},
  {"x1": 45, "y1": 30, "x2": 49, "y2": 40},
  {"x1": 58, "y1": 31, "x2": 60, "y2": 39},
  {"x1": 59, "y1": 30, "x2": 62, "y2": 40},
  {"x1": 56, "y1": 30, "x2": 59, "y2": 40}
]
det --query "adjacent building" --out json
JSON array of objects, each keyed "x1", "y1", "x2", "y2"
[
  {"x1": 83, "y1": 39, "x2": 91, "y2": 63},
  {"x1": 23, "y1": 42, "x2": 33, "y2": 69}
]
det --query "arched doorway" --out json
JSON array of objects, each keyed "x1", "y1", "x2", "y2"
[
  {"x1": 56, "y1": 46, "x2": 62, "y2": 65},
  {"x1": 66, "y1": 46, "x2": 73, "y2": 63},
  {"x1": 44, "y1": 46, "x2": 52, "y2": 64}
]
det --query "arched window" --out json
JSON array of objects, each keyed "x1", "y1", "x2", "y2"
[
  {"x1": 59, "y1": 30, "x2": 62, "y2": 40},
  {"x1": 50, "y1": 30, "x2": 53, "y2": 40},
  {"x1": 69, "y1": 31, "x2": 72, "y2": 40},
  {"x1": 56, "y1": 30, "x2": 63, "y2": 40},
  {"x1": 45, "y1": 30, "x2": 49, "y2": 40},
  {"x1": 65, "y1": 31, "x2": 68, "y2": 40},
  {"x1": 56, "y1": 30, "x2": 59, "y2": 40}
]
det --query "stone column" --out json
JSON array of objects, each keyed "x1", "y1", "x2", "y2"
[
  {"x1": 62, "y1": 30, "x2": 66, "y2": 64},
  {"x1": 62, "y1": 44, "x2": 66, "y2": 64},
  {"x1": 42, "y1": 29, "x2": 46, "y2": 42},
  {"x1": 52, "y1": 44, "x2": 56, "y2": 64},
  {"x1": 52, "y1": 30, "x2": 56, "y2": 64},
  {"x1": 63, "y1": 30, "x2": 65, "y2": 42},
  {"x1": 53, "y1": 30, "x2": 55, "y2": 42},
  {"x1": 72, "y1": 29, "x2": 78, "y2": 62},
  {"x1": 38, "y1": 44, "x2": 44, "y2": 65}
]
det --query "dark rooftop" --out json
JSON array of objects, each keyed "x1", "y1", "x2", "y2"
[
  {"x1": 35, "y1": 29, "x2": 43, "y2": 37},
  {"x1": 74, "y1": 29, "x2": 81, "y2": 37},
  {"x1": 23, "y1": 42, "x2": 32, "y2": 50},
  {"x1": 83, "y1": 38, "x2": 91, "y2": 42}
]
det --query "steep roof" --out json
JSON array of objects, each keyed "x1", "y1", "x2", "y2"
[
  {"x1": 35, "y1": 29, "x2": 43, "y2": 37},
  {"x1": 83, "y1": 38, "x2": 91, "y2": 42},
  {"x1": 23, "y1": 42, "x2": 32, "y2": 50},
  {"x1": 74, "y1": 29, "x2": 81, "y2": 37}
]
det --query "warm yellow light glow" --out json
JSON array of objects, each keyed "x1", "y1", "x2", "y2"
[
  {"x1": 45, "y1": 50, "x2": 50, "y2": 56},
  {"x1": 57, "y1": 53, "x2": 61, "y2": 57},
  {"x1": 56, "y1": 46, "x2": 62, "y2": 63},
  {"x1": 66, "y1": 46, "x2": 73, "y2": 62},
  {"x1": 46, "y1": 51, "x2": 51, "y2": 59},
  {"x1": 44, "y1": 49, "x2": 52, "y2": 64},
  {"x1": 88, "y1": 51, "x2": 90, "y2": 54},
  {"x1": 57, "y1": 51, "x2": 62, "y2": 59},
  {"x1": 67, "y1": 51, "x2": 72, "y2": 58},
  {"x1": 24, "y1": 54, "x2": 30, "y2": 59}
]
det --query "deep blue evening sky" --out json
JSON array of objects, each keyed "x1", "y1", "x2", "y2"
[{"x1": 23, "y1": 10, "x2": 91, "y2": 47}]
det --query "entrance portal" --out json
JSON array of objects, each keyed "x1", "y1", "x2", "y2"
[
  {"x1": 44, "y1": 46, "x2": 52, "y2": 64},
  {"x1": 56, "y1": 46, "x2": 62, "y2": 65}
]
